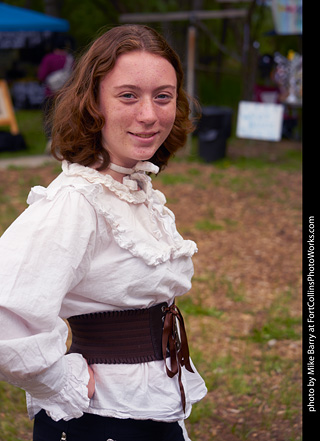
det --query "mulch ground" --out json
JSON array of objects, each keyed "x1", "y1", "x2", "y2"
[{"x1": 0, "y1": 139, "x2": 302, "y2": 441}]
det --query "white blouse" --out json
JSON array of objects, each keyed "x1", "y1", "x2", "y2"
[{"x1": 0, "y1": 160, "x2": 207, "y2": 425}]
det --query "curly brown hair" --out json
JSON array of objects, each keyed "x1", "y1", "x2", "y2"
[{"x1": 50, "y1": 24, "x2": 196, "y2": 172}]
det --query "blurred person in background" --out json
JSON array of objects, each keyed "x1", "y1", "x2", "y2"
[{"x1": 38, "y1": 34, "x2": 74, "y2": 152}]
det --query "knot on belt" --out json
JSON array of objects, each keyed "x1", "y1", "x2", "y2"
[{"x1": 162, "y1": 303, "x2": 194, "y2": 413}]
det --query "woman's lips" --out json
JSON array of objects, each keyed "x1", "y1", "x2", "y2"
[{"x1": 129, "y1": 132, "x2": 158, "y2": 139}]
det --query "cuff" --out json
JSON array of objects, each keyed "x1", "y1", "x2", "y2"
[{"x1": 27, "y1": 354, "x2": 90, "y2": 421}]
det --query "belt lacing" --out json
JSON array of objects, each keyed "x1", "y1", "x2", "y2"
[{"x1": 162, "y1": 302, "x2": 194, "y2": 413}]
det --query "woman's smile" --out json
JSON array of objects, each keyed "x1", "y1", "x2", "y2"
[{"x1": 129, "y1": 131, "x2": 158, "y2": 139}]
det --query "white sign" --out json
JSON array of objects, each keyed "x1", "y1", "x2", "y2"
[
  {"x1": 271, "y1": 0, "x2": 302, "y2": 35},
  {"x1": 236, "y1": 101, "x2": 284, "y2": 142}
]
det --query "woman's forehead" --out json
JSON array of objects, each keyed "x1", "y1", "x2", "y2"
[{"x1": 100, "y1": 51, "x2": 177, "y2": 90}]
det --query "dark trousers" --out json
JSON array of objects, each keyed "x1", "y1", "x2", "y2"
[{"x1": 33, "y1": 409, "x2": 185, "y2": 441}]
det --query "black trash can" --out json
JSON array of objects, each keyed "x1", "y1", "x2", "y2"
[{"x1": 197, "y1": 106, "x2": 233, "y2": 162}]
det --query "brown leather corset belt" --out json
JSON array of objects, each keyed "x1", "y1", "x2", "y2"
[{"x1": 67, "y1": 301, "x2": 194, "y2": 412}]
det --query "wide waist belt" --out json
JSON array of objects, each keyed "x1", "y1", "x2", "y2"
[{"x1": 67, "y1": 301, "x2": 194, "y2": 412}]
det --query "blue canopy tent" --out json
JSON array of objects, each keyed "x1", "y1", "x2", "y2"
[
  {"x1": 0, "y1": 2, "x2": 70, "y2": 127},
  {"x1": 0, "y1": 2, "x2": 69, "y2": 49},
  {"x1": 0, "y1": 2, "x2": 69, "y2": 32}
]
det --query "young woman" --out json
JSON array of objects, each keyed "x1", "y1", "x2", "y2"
[{"x1": 0, "y1": 24, "x2": 207, "y2": 441}]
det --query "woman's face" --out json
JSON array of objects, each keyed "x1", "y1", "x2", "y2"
[{"x1": 98, "y1": 50, "x2": 177, "y2": 168}]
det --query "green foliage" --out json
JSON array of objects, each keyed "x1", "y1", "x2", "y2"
[
  {"x1": 5, "y1": 0, "x2": 302, "y2": 111},
  {"x1": 60, "y1": 0, "x2": 192, "y2": 49},
  {"x1": 197, "y1": 70, "x2": 242, "y2": 108},
  {"x1": 61, "y1": 0, "x2": 119, "y2": 49}
]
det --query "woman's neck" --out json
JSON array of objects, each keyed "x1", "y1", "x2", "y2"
[{"x1": 95, "y1": 162, "x2": 135, "y2": 183}]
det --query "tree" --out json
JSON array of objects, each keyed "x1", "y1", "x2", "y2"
[{"x1": 43, "y1": 0, "x2": 62, "y2": 17}]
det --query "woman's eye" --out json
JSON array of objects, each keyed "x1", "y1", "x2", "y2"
[
  {"x1": 156, "y1": 93, "x2": 172, "y2": 102},
  {"x1": 120, "y1": 93, "x2": 135, "y2": 99}
]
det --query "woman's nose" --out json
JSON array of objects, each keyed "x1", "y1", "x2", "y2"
[{"x1": 137, "y1": 98, "x2": 157, "y2": 124}]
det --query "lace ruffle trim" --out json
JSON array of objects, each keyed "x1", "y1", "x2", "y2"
[
  {"x1": 27, "y1": 165, "x2": 197, "y2": 266},
  {"x1": 61, "y1": 160, "x2": 159, "y2": 204}
]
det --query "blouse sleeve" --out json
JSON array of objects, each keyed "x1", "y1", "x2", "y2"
[{"x1": 0, "y1": 187, "x2": 97, "y2": 420}]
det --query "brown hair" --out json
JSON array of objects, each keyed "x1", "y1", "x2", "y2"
[{"x1": 50, "y1": 24, "x2": 196, "y2": 172}]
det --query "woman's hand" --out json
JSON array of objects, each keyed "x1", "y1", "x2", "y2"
[{"x1": 87, "y1": 364, "x2": 95, "y2": 398}]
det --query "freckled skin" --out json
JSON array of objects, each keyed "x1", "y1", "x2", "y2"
[{"x1": 98, "y1": 51, "x2": 177, "y2": 168}]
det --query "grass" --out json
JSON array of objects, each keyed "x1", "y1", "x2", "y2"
[
  {"x1": 0, "y1": 117, "x2": 302, "y2": 441},
  {"x1": 178, "y1": 295, "x2": 224, "y2": 319},
  {"x1": 0, "y1": 383, "x2": 33, "y2": 440},
  {"x1": 0, "y1": 110, "x2": 46, "y2": 159},
  {"x1": 195, "y1": 219, "x2": 224, "y2": 231},
  {"x1": 158, "y1": 173, "x2": 192, "y2": 186},
  {"x1": 212, "y1": 149, "x2": 302, "y2": 173},
  {"x1": 249, "y1": 291, "x2": 302, "y2": 343}
]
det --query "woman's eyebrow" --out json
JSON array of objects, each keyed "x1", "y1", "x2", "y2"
[
  {"x1": 154, "y1": 85, "x2": 177, "y2": 92},
  {"x1": 114, "y1": 84, "x2": 176, "y2": 91}
]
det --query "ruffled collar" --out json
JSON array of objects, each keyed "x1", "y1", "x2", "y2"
[{"x1": 62, "y1": 160, "x2": 159, "y2": 204}]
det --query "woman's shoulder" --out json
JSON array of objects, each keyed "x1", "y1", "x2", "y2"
[{"x1": 26, "y1": 168, "x2": 101, "y2": 207}]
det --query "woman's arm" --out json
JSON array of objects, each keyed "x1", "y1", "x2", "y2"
[{"x1": 0, "y1": 187, "x2": 97, "y2": 420}]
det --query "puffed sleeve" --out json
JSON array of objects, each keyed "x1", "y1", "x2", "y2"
[{"x1": 0, "y1": 186, "x2": 97, "y2": 420}]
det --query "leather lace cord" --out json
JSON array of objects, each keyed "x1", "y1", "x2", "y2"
[{"x1": 161, "y1": 302, "x2": 194, "y2": 413}]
